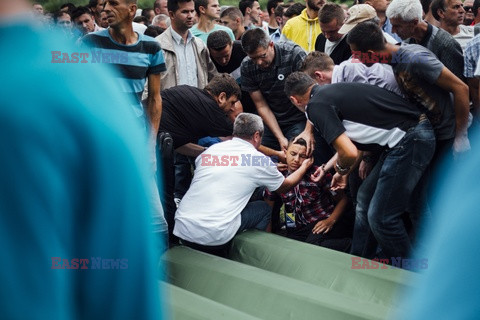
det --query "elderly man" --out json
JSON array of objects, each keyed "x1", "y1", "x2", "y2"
[
  {"x1": 387, "y1": 0, "x2": 464, "y2": 80},
  {"x1": 173, "y1": 113, "x2": 313, "y2": 256},
  {"x1": 432, "y1": 0, "x2": 474, "y2": 50}
]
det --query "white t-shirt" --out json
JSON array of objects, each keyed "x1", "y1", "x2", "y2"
[{"x1": 173, "y1": 138, "x2": 284, "y2": 246}]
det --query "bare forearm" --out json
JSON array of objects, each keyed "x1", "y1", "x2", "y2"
[
  {"x1": 147, "y1": 94, "x2": 161, "y2": 136},
  {"x1": 175, "y1": 143, "x2": 205, "y2": 157}
]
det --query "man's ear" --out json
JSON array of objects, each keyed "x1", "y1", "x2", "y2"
[
  {"x1": 313, "y1": 70, "x2": 324, "y2": 82},
  {"x1": 217, "y1": 92, "x2": 227, "y2": 105},
  {"x1": 199, "y1": 5, "x2": 206, "y2": 15},
  {"x1": 289, "y1": 95, "x2": 300, "y2": 106},
  {"x1": 437, "y1": 8, "x2": 445, "y2": 19}
]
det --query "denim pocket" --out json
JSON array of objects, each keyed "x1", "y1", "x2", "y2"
[{"x1": 412, "y1": 128, "x2": 436, "y2": 169}]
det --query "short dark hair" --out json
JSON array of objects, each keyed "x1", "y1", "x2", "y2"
[
  {"x1": 319, "y1": 3, "x2": 345, "y2": 24},
  {"x1": 168, "y1": 0, "x2": 193, "y2": 13},
  {"x1": 205, "y1": 73, "x2": 242, "y2": 100},
  {"x1": 142, "y1": 8, "x2": 154, "y2": 17},
  {"x1": 284, "y1": 72, "x2": 315, "y2": 97},
  {"x1": 221, "y1": 6, "x2": 243, "y2": 21},
  {"x1": 347, "y1": 21, "x2": 386, "y2": 52},
  {"x1": 144, "y1": 25, "x2": 165, "y2": 37},
  {"x1": 71, "y1": 6, "x2": 93, "y2": 21},
  {"x1": 53, "y1": 10, "x2": 71, "y2": 23},
  {"x1": 474, "y1": 0, "x2": 480, "y2": 17},
  {"x1": 241, "y1": 28, "x2": 270, "y2": 54},
  {"x1": 134, "y1": 16, "x2": 148, "y2": 24},
  {"x1": 300, "y1": 51, "x2": 334, "y2": 78},
  {"x1": 274, "y1": 4, "x2": 289, "y2": 18},
  {"x1": 207, "y1": 30, "x2": 233, "y2": 50},
  {"x1": 289, "y1": 137, "x2": 307, "y2": 148},
  {"x1": 431, "y1": 0, "x2": 446, "y2": 20},
  {"x1": 284, "y1": 3, "x2": 305, "y2": 18},
  {"x1": 267, "y1": 0, "x2": 281, "y2": 16},
  {"x1": 239, "y1": 0, "x2": 255, "y2": 16},
  {"x1": 60, "y1": 3, "x2": 76, "y2": 15},
  {"x1": 420, "y1": 0, "x2": 433, "y2": 14},
  {"x1": 194, "y1": 0, "x2": 208, "y2": 15}
]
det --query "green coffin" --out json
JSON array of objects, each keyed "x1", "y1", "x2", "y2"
[
  {"x1": 160, "y1": 281, "x2": 260, "y2": 320},
  {"x1": 230, "y1": 230, "x2": 419, "y2": 310},
  {"x1": 162, "y1": 246, "x2": 392, "y2": 320}
]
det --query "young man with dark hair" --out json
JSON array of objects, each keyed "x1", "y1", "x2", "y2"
[
  {"x1": 190, "y1": 0, "x2": 235, "y2": 43},
  {"x1": 265, "y1": 138, "x2": 353, "y2": 252},
  {"x1": 239, "y1": 0, "x2": 262, "y2": 29},
  {"x1": 72, "y1": 6, "x2": 101, "y2": 36},
  {"x1": 266, "y1": 0, "x2": 282, "y2": 34},
  {"x1": 207, "y1": 30, "x2": 256, "y2": 113},
  {"x1": 219, "y1": 7, "x2": 246, "y2": 40},
  {"x1": 285, "y1": 71, "x2": 435, "y2": 261},
  {"x1": 315, "y1": 3, "x2": 350, "y2": 64},
  {"x1": 348, "y1": 21, "x2": 470, "y2": 155},
  {"x1": 156, "y1": 0, "x2": 217, "y2": 89}
]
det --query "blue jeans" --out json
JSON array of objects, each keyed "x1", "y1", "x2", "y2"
[
  {"x1": 351, "y1": 118, "x2": 435, "y2": 260},
  {"x1": 238, "y1": 201, "x2": 272, "y2": 233}
]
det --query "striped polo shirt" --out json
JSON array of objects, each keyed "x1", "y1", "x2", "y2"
[{"x1": 82, "y1": 29, "x2": 166, "y2": 118}]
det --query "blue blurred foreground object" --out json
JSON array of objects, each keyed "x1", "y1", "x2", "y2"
[
  {"x1": 396, "y1": 128, "x2": 479, "y2": 319},
  {"x1": 0, "y1": 13, "x2": 165, "y2": 320}
]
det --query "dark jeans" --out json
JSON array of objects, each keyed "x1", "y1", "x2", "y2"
[
  {"x1": 287, "y1": 210, "x2": 354, "y2": 253},
  {"x1": 180, "y1": 201, "x2": 272, "y2": 257},
  {"x1": 351, "y1": 119, "x2": 435, "y2": 260}
]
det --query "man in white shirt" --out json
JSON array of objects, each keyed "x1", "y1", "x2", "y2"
[{"x1": 174, "y1": 113, "x2": 313, "y2": 256}]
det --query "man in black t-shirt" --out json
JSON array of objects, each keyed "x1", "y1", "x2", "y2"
[
  {"x1": 207, "y1": 30, "x2": 256, "y2": 113},
  {"x1": 159, "y1": 74, "x2": 240, "y2": 237},
  {"x1": 285, "y1": 72, "x2": 435, "y2": 262}
]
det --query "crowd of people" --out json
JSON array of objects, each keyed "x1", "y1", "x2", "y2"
[{"x1": 28, "y1": 0, "x2": 479, "y2": 263}]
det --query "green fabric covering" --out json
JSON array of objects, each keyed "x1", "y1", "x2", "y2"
[
  {"x1": 160, "y1": 281, "x2": 260, "y2": 320},
  {"x1": 230, "y1": 231, "x2": 420, "y2": 310},
  {"x1": 162, "y1": 246, "x2": 391, "y2": 320}
]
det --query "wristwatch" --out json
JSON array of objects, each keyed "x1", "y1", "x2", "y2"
[{"x1": 335, "y1": 162, "x2": 350, "y2": 175}]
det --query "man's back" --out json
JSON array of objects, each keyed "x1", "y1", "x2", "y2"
[{"x1": 174, "y1": 138, "x2": 283, "y2": 245}]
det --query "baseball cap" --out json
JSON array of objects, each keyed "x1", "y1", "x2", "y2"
[{"x1": 338, "y1": 4, "x2": 377, "y2": 35}]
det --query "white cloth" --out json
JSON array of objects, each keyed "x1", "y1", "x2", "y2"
[
  {"x1": 133, "y1": 22, "x2": 147, "y2": 34},
  {"x1": 173, "y1": 138, "x2": 284, "y2": 245},
  {"x1": 332, "y1": 60, "x2": 404, "y2": 97},
  {"x1": 453, "y1": 25, "x2": 474, "y2": 52}
]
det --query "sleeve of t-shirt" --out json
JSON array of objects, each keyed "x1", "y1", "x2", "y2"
[
  {"x1": 257, "y1": 162, "x2": 285, "y2": 192},
  {"x1": 292, "y1": 44, "x2": 307, "y2": 71},
  {"x1": 241, "y1": 58, "x2": 259, "y2": 92},
  {"x1": 148, "y1": 43, "x2": 166, "y2": 75},
  {"x1": 306, "y1": 99, "x2": 346, "y2": 145},
  {"x1": 406, "y1": 49, "x2": 444, "y2": 84}
]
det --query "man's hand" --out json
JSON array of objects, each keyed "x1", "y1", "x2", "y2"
[
  {"x1": 358, "y1": 160, "x2": 373, "y2": 180},
  {"x1": 278, "y1": 136, "x2": 289, "y2": 152},
  {"x1": 295, "y1": 129, "x2": 315, "y2": 156},
  {"x1": 312, "y1": 218, "x2": 335, "y2": 234},
  {"x1": 277, "y1": 162, "x2": 288, "y2": 172},
  {"x1": 453, "y1": 132, "x2": 471, "y2": 156},
  {"x1": 331, "y1": 172, "x2": 348, "y2": 191},
  {"x1": 310, "y1": 166, "x2": 326, "y2": 182},
  {"x1": 300, "y1": 156, "x2": 314, "y2": 170}
]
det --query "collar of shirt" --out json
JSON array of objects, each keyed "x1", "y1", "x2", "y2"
[{"x1": 171, "y1": 28, "x2": 193, "y2": 45}]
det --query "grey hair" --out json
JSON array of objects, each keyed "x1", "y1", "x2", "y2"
[
  {"x1": 152, "y1": 14, "x2": 171, "y2": 27},
  {"x1": 233, "y1": 113, "x2": 264, "y2": 139},
  {"x1": 386, "y1": 0, "x2": 423, "y2": 21}
]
